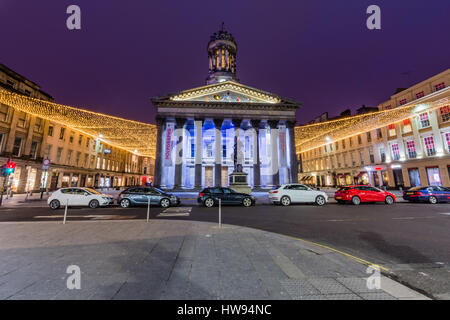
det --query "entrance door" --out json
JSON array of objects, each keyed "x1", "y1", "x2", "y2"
[
  {"x1": 221, "y1": 167, "x2": 228, "y2": 187},
  {"x1": 204, "y1": 166, "x2": 214, "y2": 187},
  {"x1": 50, "y1": 173, "x2": 59, "y2": 190}
]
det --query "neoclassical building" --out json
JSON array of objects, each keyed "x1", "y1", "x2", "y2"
[{"x1": 152, "y1": 27, "x2": 301, "y2": 190}]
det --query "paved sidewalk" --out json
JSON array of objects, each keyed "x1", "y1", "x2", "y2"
[{"x1": 0, "y1": 219, "x2": 428, "y2": 300}]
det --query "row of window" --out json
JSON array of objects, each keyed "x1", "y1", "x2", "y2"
[
  {"x1": 305, "y1": 106, "x2": 450, "y2": 160},
  {"x1": 304, "y1": 132, "x2": 450, "y2": 172},
  {"x1": 387, "y1": 81, "x2": 446, "y2": 109}
]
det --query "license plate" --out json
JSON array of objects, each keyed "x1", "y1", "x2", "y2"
[
  {"x1": 335, "y1": 196, "x2": 342, "y2": 199},
  {"x1": 406, "y1": 192, "x2": 414, "y2": 195}
]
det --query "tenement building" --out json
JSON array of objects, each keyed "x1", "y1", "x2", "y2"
[
  {"x1": 0, "y1": 64, "x2": 155, "y2": 193},
  {"x1": 151, "y1": 27, "x2": 301, "y2": 190},
  {"x1": 297, "y1": 69, "x2": 450, "y2": 188}
]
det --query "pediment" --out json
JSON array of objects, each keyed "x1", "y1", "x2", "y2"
[{"x1": 168, "y1": 81, "x2": 282, "y2": 104}]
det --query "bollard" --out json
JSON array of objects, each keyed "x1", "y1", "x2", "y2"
[
  {"x1": 63, "y1": 199, "x2": 69, "y2": 224},
  {"x1": 218, "y1": 198, "x2": 222, "y2": 228},
  {"x1": 146, "y1": 196, "x2": 150, "y2": 223}
]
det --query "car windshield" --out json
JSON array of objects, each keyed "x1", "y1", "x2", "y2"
[
  {"x1": 408, "y1": 187, "x2": 425, "y2": 191},
  {"x1": 84, "y1": 188, "x2": 101, "y2": 194},
  {"x1": 152, "y1": 187, "x2": 164, "y2": 194}
]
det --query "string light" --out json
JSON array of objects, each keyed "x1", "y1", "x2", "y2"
[
  {"x1": 170, "y1": 81, "x2": 281, "y2": 103},
  {"x1": 295, "y1": 95, "x2": 449, "y2": 153},
  {"x1": 0, "y1": 88, "x2": 157, "y2": 158}
]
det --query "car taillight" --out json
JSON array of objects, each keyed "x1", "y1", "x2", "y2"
[
  {"x1": 199, "y1": 193, "x2": 204, "y2": 197},
  {"x1": 414, "y1": 191, "x2": 422, "y2": 195},
  {"x1": 272, "y1": 190, "x2": 278, "y2": 193}
]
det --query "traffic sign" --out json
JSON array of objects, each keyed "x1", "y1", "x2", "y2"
[{"x1": 42, "y1": 157, "x2": 50, "y2": 170}]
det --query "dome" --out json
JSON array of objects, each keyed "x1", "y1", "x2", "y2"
[{"x1": 206, "y1": 23, "x2": 238, "y2": 85}]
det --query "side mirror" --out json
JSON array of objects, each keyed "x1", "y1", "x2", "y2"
[{"x1": 84, "y1": 192, "x2": 89, "y2": 196}]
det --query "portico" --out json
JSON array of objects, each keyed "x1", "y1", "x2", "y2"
[{"x1": 151, "y1": 26, "x2": 301, "y2": 190}]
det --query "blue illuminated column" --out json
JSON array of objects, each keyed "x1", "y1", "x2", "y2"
[
  {"x1": 194, "y1": 119, "x2": 203, "y2": 189},
  {"x1": 202, "y1": 119, "x2": 216, "y2": 187},
  {"x1": 287, "y1": 121, "x2": 298, "y2": 183},
  {"x1": 214, "y1": 119, "x2": 223, "y2": 187},
  {"x1": 161, "y1": 119, "x2": 176, "y2": 188},
  {"x1": 174, "y1": 118, "x2": 186, "y2": 189},
  {"x1": 268, "y1": 120, "x2": 280, "y2": 186},
  {"x1": 153, "y1": 118, "x2": 164, "y2": 187},
  {"x1": 182, "y1": 119, "x2": 196, "y2": 189},
  {"x1": 251, "y1": 120, "x2": 261, "y2": 189}
]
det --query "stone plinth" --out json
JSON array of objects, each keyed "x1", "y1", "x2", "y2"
[{"x1": 229, "y1": 171, "x2": 251, "y2": 194}]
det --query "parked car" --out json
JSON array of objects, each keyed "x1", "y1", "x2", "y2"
[
  {"x1": 118, "y1": 187, "x2": 180, "y2": 208},
  {"x1": 403, "y1": 186, "x2": 450, "y2": 203},
  {"x1": 48, "y1": 187, "x2": 114, "y2": 209},
  {"x1": 269, "y1": 184, "x2": 328, "y2": 206},
  {"x1": 197, "y1": 187, "x2": 255, "y2": 207},
  {"x1": 334, "y1": 185, "x2": 396, "y2": 205}
]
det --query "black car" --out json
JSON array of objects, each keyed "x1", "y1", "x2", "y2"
[
  {"x1": 118, "y1": 187, "x2": 180, "y2": 208},
  {"x1": 197, "y1": 187, "x2": 256, "y2": 207}
]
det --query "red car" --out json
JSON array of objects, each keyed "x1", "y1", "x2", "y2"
[{"x1": 334, "y1": 185, "x2": 396, "y2": 205}]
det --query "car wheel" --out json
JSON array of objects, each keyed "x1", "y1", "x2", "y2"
[
  {"x1": 242, "y1": 197, "x2": 252, "y2": 207},
  {"x1": 89, "y1": 199, "x2": 100, "y2": 209},
  {"x1": 351, "y1": 196, "x2": 361, "y2": 205},
  {"x1": 385, "y1": 196, "x2": 394, "y2": 205},
  {"x1": 160, "y1": 198, "x2": 170, "y2": 208},
  {"x1": 429, "y1": 196, "x2": 438, "y2": 204},
  {"x1": 315, "y1": 195, "x2": 326, "y2": 206},
  {"x1": 120, "y1": 199, "x2": 131, "y2": 208},
  {"x1": 49, "y1": 199, "x2": 60, "y2": 210},
  {"x1": 204, "y1": 198, "x2": 215, "y2": 208},
  {"x1": 280, "y1": 196, "x2": 291, "y2": 206}
]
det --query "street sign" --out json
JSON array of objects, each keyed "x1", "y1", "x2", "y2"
[{"x1": 42, "y1": 157, "x2": 50, "y2": 170}]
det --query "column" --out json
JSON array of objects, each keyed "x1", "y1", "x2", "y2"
[
  {"x1": 194, "y1": 118, "x2": 203, "y2": 189},
  {"x1": 268, "y1": 120, "x2": 279, "y2": 186},
  {"x1": 214, "y1": 119, "x2": 222, "y2": 187},
  {"x1": 410, "y1": 116, "x2": 424, "y2": 158},
  {"x1": 429, "y1": 109, "x2": 444, "y2": 155},
  {"x1": 250, "y1": 120, "x2": 261, "y2": 189},
  {"x1": 39, "y1": 120, "x2": 51, "y2": 158},
  {"x1": 287, "y1": 121, "x2": 298, "y2": 183},
  {"x1": 173, "y1": 118, "x2": 185, "y2": 189},
  {"x1": 5, "y1": 110, "x2": 19, "y2": 154},
  {"x1": 153, "y1": 118, "x2": 164, "y2": 187},
  {"x1": 23, "y1": 116, "x2": 36, "y2": 156},
  {"x1": 232, "y1": 119, "x2": 243, "y2": 170}
]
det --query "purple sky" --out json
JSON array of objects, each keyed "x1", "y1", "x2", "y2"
[{"x1": 1, "y1": 1, "x2": 449, "y2": 124}]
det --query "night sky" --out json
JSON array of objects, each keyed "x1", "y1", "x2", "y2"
[{"x1": 1, "y1": 1, "x2": 449, "y2": 125}]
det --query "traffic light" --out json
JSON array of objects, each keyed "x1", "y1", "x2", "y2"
[
  {"x1": 5, "y1": 161, "x2": 15, "y2": 175},
  {"x1": 1, "y1": 161, "x2": 16, "y2": 177}
]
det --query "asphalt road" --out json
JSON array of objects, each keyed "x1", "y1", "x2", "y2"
[{"x1": 1, "y1": 201, "x2": 449, "y2": 298}]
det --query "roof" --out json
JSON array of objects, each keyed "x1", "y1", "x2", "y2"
[
  {"x1": 151, "y1": 80, "x2": 301, "y2": 107},
  {"x1": 0, "y1": 88, "x2": 157, "y2": 158}
]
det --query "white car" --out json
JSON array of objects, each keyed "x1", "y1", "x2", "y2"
[
  {"x1": 48, "y1": 187, "x2": 114, "y2": 210},
  {"x1": 269, "y1": 184, "x2": 328, "y2": 206}
]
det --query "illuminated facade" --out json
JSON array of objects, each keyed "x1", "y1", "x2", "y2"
[
  {"x1": 0, "y1": 64, "x2": 154, "y2": 193},
  {"x1": 297, "y1": 69, "x2": 450, "y2": 188},
  {"x1": 152, "y1": 27, "x2": 301, "y2": 190}
]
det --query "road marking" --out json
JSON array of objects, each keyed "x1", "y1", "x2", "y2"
[
  {"x1": 439, "y1": 212, "x2": 450, "y2": 216},
  {"x1": 157, "y1": 207, "x2": 192, "y2": 217},
  {"x1": 287, "y1": 235, "x2": 389, "y2": 271},
  {"x1": 33, "y1": 215, "x2": 136, "y2": 220}
]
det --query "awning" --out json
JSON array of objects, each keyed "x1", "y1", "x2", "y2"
[{"x1": 356, "y1": 172, "x2": 367, "y2": 178}]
